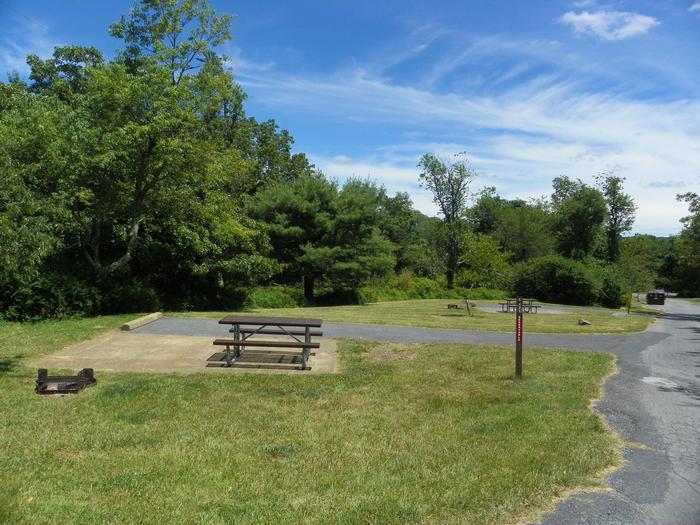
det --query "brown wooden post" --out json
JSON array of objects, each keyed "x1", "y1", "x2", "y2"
[{"x1": 515, "y1": 296, "x2": 523, "y2": 380}]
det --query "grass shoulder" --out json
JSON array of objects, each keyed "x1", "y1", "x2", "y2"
[{"x1": 0, "y1": 319, "x2": 620, "y2": 525}]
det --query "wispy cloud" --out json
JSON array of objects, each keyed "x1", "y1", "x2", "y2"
[
  {"x1": 644, "y1": 180, "x2": 686, "y2": 188},
  {"x1": 559, "y1": 10, "x2": 660, "y2": 41},
  {"x1": 0, "y1": 17, "x2": 60, "y2": 78},
  {"x1": 235, "y1": 48, "x2": 700, "y2": 232},
  {"x1": 223, "y1": 45, "x2": 276, "y2": 74},
  {"x1": 690, "y1": 2, "x2": 700, "y2": 12}
]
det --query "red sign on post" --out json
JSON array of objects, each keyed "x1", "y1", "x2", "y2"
[{"x1": 515, "y1": 296, "x2": 523, "y2": 379}]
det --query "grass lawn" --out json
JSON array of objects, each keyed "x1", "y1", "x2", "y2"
[
  {"x1": 0, "y1": 317, "x2": 620, "y2": 524},
  {"x1": 176, "y1": 299, "x2": 654, "y2": 334}
]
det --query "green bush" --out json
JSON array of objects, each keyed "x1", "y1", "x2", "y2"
[
  {"x1": 245, "y1": 286, "x2": 303, "y2": 309},
  {"x1": 100, "y1": 278, "x2": 161, "y2": 314},
  {"x1": 513, "y1": 256, "x2": 626, "y2": 307},
  {"x1": 513, "y1": 256, "x2": 600, "y2": 305},
  {"x1": 463, "y1": 287, "x2": 510, "y2": 300},
  {"x1": 315, "y1": 288, "x2": 367, "y2": 306},
  {"x1": 0, "y1": 275, "x2": 101, "y2": 321},
  {"x1": 596, "y1": 265, "x2": 626, "y2": 309},
  {"x1": 396, "y1": 268, "x2": 415, "y2": 291},
  {"x1": 358, "y1": 278, "x2": 508, "y2": 303},
  {"x1": 409, "y1": 277, "x2": 444, "y2": 298}
]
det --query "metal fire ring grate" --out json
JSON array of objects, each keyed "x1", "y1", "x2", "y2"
[{"x1": 35, "y1": 368, "x2": 97, "y2": 395}]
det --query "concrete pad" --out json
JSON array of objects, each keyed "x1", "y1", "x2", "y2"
[{"x1": 32, "y1": 330, "x2": 338, "y2": 375}]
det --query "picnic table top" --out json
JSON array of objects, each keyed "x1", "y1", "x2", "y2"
[
  {"x1": 504, "y1": 298, "x2": 537, "y2": 302},
  {"x1": 218, "y1": 315, "x2": 323, "y2": 328}
]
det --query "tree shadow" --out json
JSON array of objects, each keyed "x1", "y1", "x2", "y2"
[
  {"x1": 656, "y1": 312, "x2": 700, "y2": 323},
  {"x1": 657, "y1": 383, "x2": 700, "y2": 403},
  {"x1": 0, "y1": 356, "x2": 22, "y2": 376}
]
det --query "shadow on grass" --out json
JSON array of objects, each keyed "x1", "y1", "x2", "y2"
[{"x1": 0, "y1": 356, "x2": 22, "y2": 376}]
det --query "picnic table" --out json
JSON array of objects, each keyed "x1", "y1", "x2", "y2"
[
  {"x1": 499, "y1": 298, "x2": 540, "y2": 314},
  {"x1": 212, "y1": 315, "x2": 323, "y2": 370}
]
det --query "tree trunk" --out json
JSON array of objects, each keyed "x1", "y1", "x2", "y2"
[
  {"x1": 446, "y1": 269, "x2": 454, "y2": 289},
  {"x1": 303, "y1": 275, "x2": 315, "y2": 303},
  {"x1": 608, "y1": 232, "x2": 620, "y2": 262}
]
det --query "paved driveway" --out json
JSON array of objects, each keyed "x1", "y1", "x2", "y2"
[
  {"x1": 137, "y1": 316, "x2": 664, "y2": 352},
  {"x1": 535, "y1": 299, "x2": 700, "y2": 525}
]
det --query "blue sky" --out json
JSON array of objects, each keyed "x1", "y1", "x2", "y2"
[{"x1": 2, "y1": 0, "x2": 699, "y2": 235}]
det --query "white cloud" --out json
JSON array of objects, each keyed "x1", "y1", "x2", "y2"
[
  {"x1": 690, "y1": 2, "x2": 700, "y2": 12},
  {"x1": 559, "y1": 10, "x2": 660, "y2": 41},
  {"x1": 0, "y1": 18, "x2": 60, "y2": 77},
  {"x1": 573, "y1": 0, "x2": 596, "y2": 7},
  {"x1": 235, "y1": 59, "x2": 700, "y2": 233},
  {"x1": 222, "y1": 45, "x2": 275, "y2": 73}
]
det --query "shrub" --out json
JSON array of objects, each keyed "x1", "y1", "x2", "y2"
[
  {"x1": 408, "y1": 277, "x2": 444, "y2": 299},
  {"x1": 463, "y1": 287, "x2": 510, "y2": 300},
  {"x1": 396, "y1": 268, "x2": 415, "y2": 291},
  {"x1": 596, "y1": 265, "x2": 626, "y2": 309},
  {"x1": 245, "y1": 286, "x2": 302, "y2": 309},
  {"x1": 457, "y1": 231, "x2": 512, "y2": 289},
  {"x1": 513, "y1": 255, "x2": 600, "y2": 305},
  {"x1": 100, "y1": 278, "x2": 161, "y2": 314},
  {"x1": 513, "y1": 256, "x2": 628, "y2": 307},
  {"x1": 358, "y1": 279, "x2": 509, "y2": 303},
  {"x1": 0, "y1": 274, "x2": 101, "y2": 321},
  {"x1": 315, "y1": 288, "x2": 367, "y2": 306}
]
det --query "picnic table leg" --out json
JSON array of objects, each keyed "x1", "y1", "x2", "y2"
[
  {"x1": 227, "y1": 324, "x2": 241, "y2": 367},
  {"x1": 302, "y1": 326, "x2": 311, "y2": 370}
]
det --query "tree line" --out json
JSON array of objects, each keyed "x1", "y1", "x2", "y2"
[{"x1": 1, "y1": 0, "x2": 698, "y2": 320}]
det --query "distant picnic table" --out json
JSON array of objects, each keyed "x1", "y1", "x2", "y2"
[
  {"x1": 211, "y1": 315, "x2": 323, "y2": 370},
  {"x1": 499, "y1": 298, "x2": 540, "y2": 314}
]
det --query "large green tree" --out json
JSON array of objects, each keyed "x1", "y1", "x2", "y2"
[
  {"x1": 326, "y1": 179, "x2": 395, "y2": 291},
  {"x1": 596, "y1": 173, "x2": 636, "y2": 262},
  {"x1": 457, "y1": 231, "x2": 511, "y2": 289},
  {"x1": 0, "y1": 87, "x2": 70, "y2": 291},
  {"x1": 108, "y1": 0, "x2": 233, "y2": 84},
  {"x1": 251, "y1": 175, "x2": 395, "y2": 301},
  {"x1": 0, "y1": 0, "x2": 313, "y2": 318},
  {"x1": 672, "y1": 192, "x2": 700, "y2": 295},
  {"x1": 418, "y1": 153, "x2": 474, "y2": 288},
  {"x1": 551, "y1": 176, "x2": 607, "y2": 259},
  {"x1": 469, "y1": 187, "x2": 507, "y2": 235},
  {"x1": 616, "y1": 235, "x2": 660, "y2": 311},
  {"x1": 249, "y1": 172, "x2": 337, "y2": 301},
  {"x1": 493, "y1": 201, "x2": 554, "y2": 262}
]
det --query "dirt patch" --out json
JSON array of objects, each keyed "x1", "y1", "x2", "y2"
[{"x1": 367, "y1": 343, "x2": 418, "y2": 361}]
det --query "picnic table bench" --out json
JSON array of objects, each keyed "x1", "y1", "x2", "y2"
[
  {"x1": 498, "y1": 298, "x2": 540, "y2": 314},
  {"x1": 212, "y1": 315, "x2": 322, "y2": 370}
]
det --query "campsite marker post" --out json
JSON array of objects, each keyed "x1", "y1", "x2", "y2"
[{"x1": 515, "y1": 296, "x2": 523, "y2": 380}]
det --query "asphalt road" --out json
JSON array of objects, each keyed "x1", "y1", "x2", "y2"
[
  {"x1": 138, "y1": 316, "x2": 662, "y2": 352},
  {"x1": 136, "y1": 300, "x2": 700, "y2": 524},
  {"x1": 535, "y1": 299, "x2": 700, "y2": 525}
]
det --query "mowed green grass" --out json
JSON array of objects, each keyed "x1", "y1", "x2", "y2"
[
  {"x1": 0, "y1": 317, "x2": 619, "y2": 525},
  {"x1": 177, "y1": 299, "x2": 653, "y2": 334}
]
